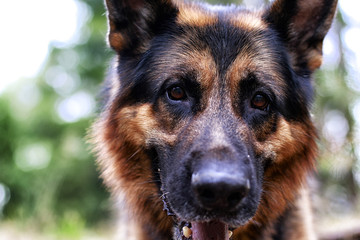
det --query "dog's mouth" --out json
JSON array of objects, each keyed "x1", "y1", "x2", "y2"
[
  {"x1": 162, "y1": 193, "x2": 235, "y2": 240},
  {"x1": 178, "y1": 221, "x2": 233, "y2": 240}
]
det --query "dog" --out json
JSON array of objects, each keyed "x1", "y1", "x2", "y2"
[{"x1": 91, "y1": 0, "x2": 338, "y2": 239}]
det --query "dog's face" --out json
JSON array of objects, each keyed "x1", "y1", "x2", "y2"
[
  {"x1": 96, "y1": 0, "x2": 337, "y2": 239},
  {"x1": 147, "y1": 16, "x2": 300, "y2": 225}
]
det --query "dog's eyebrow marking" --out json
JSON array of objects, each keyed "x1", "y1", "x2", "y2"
[
  {"x1": 165, "y1": 47, "x2": 218, "y2": 91},
  {"x1": 225, "y1": 40, "x2": 287, "y2": 98}
]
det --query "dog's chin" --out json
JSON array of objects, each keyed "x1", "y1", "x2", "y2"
[{"x1": 170, "y1": 206, "x2": 255, "y2": 240}]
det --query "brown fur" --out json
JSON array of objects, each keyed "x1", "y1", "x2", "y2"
[{"x1": 92, "y1": 0, "x2": 338, "y2": 239}]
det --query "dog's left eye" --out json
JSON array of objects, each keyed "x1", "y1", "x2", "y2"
[
  {"x1": 167, "y1": 86, "x2": 187, "y2": 101},
  {"x1": 251, "y1": 93, "x2": 269, "y2": 111}
]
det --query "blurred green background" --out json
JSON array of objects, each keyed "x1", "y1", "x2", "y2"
[{"x1": 0, "y1": 0, "x2": 359, "y2": 239}]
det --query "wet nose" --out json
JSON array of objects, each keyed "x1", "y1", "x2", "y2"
[{"x1": 191, "y1": 170, "x2": 250, "y2": 211}]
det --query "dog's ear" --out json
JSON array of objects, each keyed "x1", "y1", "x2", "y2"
[
  {"x1": 105, "y1": 0, "x2": 178, "y2": 55},
  {"x1": 264, "y1": 0, "x2": 338, "y2": 73}
]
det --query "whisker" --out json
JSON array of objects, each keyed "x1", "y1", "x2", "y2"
[{"x1": 126, "y1": 148, "x2": 142, "y2": 161}]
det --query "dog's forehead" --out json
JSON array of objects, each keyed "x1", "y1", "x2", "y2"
[{"x1": 155, "y1": 4, "x2": 287, "y2": 95}]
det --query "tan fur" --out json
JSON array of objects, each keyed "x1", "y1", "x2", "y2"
[
  {"x1": 176, "y1": 2, "x2": 217, "y2": 26},
  {"x1": 108, "y1": 23, "x2": 126, "y2": 52},
  {"x1": 256, "y1": 118, "x2": 316, "y2": 164},
  {"x1": 230, "y1": 11, "x2": 267, "y2": 31}
]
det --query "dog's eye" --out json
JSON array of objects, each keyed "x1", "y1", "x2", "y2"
[
  {"x1": 167, "y1": 86, "x2": 187, "y2": 101},
  {"x1": 251, "y1": 93, "x2": 269, "y2": 110}
]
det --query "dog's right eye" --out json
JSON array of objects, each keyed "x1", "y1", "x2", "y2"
[
  {"x1": 167, "y1": 86, "x2": 187, "y2": 101},
  {"x1": 251, "y1": 93, "x2": 270, "y2": 111}
]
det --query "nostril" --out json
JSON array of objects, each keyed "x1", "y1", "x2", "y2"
[
  {"x1": 197, "y1": 186, "x2": 216, "y2": 203},
  {"x1": 228, "y1": 192, "x2": 240, "y2": 205},
  {"x1": 227, "y1": 191, "x2": 246, "y2": 207}
]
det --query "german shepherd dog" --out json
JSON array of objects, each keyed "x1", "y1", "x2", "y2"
[{"x1": 92, "y1": 0, "x2": 337, "y2": 239}]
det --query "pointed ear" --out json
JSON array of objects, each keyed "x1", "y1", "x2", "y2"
[
  {"x1": 264, "y1": 0, "x2": 338, "y2": 73},
  {"x1": 105, "y1": 0, "x2": 178, "y2": 55}
]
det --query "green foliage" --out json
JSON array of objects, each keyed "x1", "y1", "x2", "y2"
[{"x1": 0, "y1": 0, "x2": 112, "y2": 233}]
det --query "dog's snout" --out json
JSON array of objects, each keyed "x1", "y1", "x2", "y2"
[{"x1": 191, "y1": 170, "x2": 250, "y2": 211}]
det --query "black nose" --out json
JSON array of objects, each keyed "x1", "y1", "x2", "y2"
[{"x1": 191, "y1": 171, "x2": 250, "y2": 211}]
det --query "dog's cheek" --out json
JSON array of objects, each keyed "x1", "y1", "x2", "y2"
[
  {"x1": 113, "y1": 104, "x2": 160, "y2": 146},
  {"x1": 253, "y1": 117, "x2": 315, "y2": 164},
  {"x1": 92, "y1": 102, "x2": 175, "y2": 238},
  {"x1": 249, "y1": 116, "x2": 317, "y2": 225},
  {"x1": 99, "y1": 103, "x2": 160, "y2": 186},
  {"x1": 154, "y1": 101, "x2": 187, "y2": 134}
]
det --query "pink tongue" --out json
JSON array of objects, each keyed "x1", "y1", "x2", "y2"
[{"x1": 191, "y1": 221, "x2": 229, "y2": 240}]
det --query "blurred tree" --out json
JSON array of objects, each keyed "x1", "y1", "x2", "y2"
[
  {"x1": 314, "y1": 9, "x2": 360, "y2": 226},
  {"x1": 0, "y1": 0, "x2": 112, "y2": 234}
]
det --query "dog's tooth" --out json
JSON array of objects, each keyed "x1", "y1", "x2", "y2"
[
  {"x1": 182, "y1": 226, "x2": 192, "y2": 238},
  {"x1": 228, "y1": 230, "x2": 233, "y2": 238}
]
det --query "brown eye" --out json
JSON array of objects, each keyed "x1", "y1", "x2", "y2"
[
  {"x1": 251, "y1": 93, "x2": 269, "y2": 110},
  {"x1": 167, "y1": 86, "x2": 186, "y2": 101}
]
